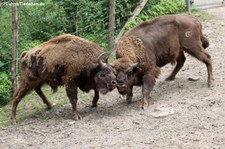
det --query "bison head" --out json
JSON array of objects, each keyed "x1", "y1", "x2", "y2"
[
  {"x1": 113, "y1": 57, "x2": 140, "y2": 95},
  {"x1": 94, "y1": 53, "x2": 117, "y2": 94}
]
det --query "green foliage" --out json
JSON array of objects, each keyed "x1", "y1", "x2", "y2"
[
  {"x1": 115, "y1": 0, "x2": 140, "y2": 30},
  {"x1": 84, "y1": 34, "x2": 109, "y2": 53},
  {"x1": 0, "y1": 72, "x2": 12, "y2": 106},
  {"x1": 18, "y1": 1, "x2": 68, "y2": 41},
  {"x1": 0, "y1": 8, "x2": 12, "y2": 72},
  {"x1": 0, "y1": 86, "x2": 68, "y2": 126},
  {"x1": 125, "y1": 0, "x2": 185, "y2": 30}
]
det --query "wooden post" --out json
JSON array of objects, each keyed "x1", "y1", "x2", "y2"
[
  {"x1": 11, "y1": 2, "x2": 18, "y2": 93},
  {"x1": 109, "y1": 0, "x2": 115, "y2": 51},
  {"x1": 75, "y1": 5, "x2": 79, "y2": 35},
  {"x1": 185, "y1": 0, "x2": 191, "y2": 13}
]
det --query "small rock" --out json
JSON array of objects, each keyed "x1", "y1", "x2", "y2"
[
  {"x1": 150, "y1": 107, "x2": 175, "y2": 118},
  {"x1": 119, "y1": 95, "x2": 125, "y2": 99},
  {"x1": 67, "y1": 121, "x2": 76, "y2": 125},
  {"x1": 132, "y1": 121, "x2": 140, "y2": 125},
  {"x1": 188, "y1": 76, "x2": 200, "y2": 81}
]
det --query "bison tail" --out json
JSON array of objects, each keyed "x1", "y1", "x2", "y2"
[{"x1": 200, "y1": 35, "x2": 209, "y2": 49}]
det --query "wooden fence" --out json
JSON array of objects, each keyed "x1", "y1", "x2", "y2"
[{"x1": 185, "y1": 0, "x2": 225, "y2": 13}]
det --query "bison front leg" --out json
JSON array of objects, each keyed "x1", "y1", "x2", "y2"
[
  {"x1": 126, "y1": 85, "x2": 133, "y2": 104},
  {"x1": 166, "y1": 51, "x2": 186, "y2": 81},
  {"x1": 65, "y1": 82, "x2": 81, "y2": 120},
  {"x1": 92, "y1": 89, "x2": 99, "y2": 107},
  {"x1": 141, "y1": 74, "x2": 155, "y2": 109}
]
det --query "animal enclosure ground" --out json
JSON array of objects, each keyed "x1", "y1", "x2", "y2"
[{"x1": 1, "y1": 8, "x2": 225, "y2": 149}]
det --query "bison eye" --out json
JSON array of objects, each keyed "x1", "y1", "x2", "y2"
[
  {"x1": 127, "y1": 71, "x2": 132, "y2": 79},
  {"x1": 113, "y1": 71, "x2": 117, "y2": 76},
  {"x1": 100, "y1": 73, "x2": 106, "y2": 78}
]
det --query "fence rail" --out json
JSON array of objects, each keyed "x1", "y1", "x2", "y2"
[{"x1": 185, "y1": 0, "x2": 225, "y2": 13}]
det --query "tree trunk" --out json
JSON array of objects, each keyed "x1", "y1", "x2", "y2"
[
  {"x1": 116, "y1": 0, "x2": 148, "y2": 42},
  {"x1": 11, "y1": 2, "x2": 18, "y2": 93},
  {"x1": 109, "y1": 0, "x2": 115, "y2": 51},
  {"x1": 75, "y1": 5, "x2": 79, "y2": 35}
]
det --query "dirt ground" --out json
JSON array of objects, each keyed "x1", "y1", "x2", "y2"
[{"x1": 1, "y1": 7, "x2": 225, "y2": 149}]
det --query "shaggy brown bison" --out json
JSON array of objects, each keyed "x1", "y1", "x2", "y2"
[
  {"x1": 11, "y1": 34, "x2": 117, "y2": 124},
  {"x1": 114, "y1": 14, "x2": 214, "y2": 109}
]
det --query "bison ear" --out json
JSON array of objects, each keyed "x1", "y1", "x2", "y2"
[{"x1": 98, "y1": 52, "x2": 108, "y2": 67}]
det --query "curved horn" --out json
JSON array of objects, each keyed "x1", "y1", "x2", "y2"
[
  {"x1": 97, "y1": 52, "x2": 107, "y2": 67},
  {"x1": 131, "y1": 57, "x2": 140, "y2": 70},
  {"x1": 105, "y1": 57, "x2": 109, "y2": 64}
]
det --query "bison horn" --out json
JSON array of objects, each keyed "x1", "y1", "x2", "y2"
[
  {"x1": 98, "y1": 52, "x2": 107, "y2": 67},
  {"x1": 105, "y1": 57, "x2": 109, "y2": 64},
  {"x1": 131, "y1": 57, "x2": 140, "y2": 69}
]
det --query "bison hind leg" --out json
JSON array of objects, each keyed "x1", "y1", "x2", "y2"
[
  {"x1": 11, "y1": 85, "x2": 31, "y2": 124},
  {"x1": 185, "y1": 45, "x2": 214, "y2": 87},
  {"x1": 34, "y1": 86, "x2": 52, "y2": 110}
]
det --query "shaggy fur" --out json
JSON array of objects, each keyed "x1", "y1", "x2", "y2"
[
  {"x1": 114, "y1": 14, "x2": 213, "y2": 109},
  {"x1": 11, "y1": 34, "x2": 117, "y2": 123}
]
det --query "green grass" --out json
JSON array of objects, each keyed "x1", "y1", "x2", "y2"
[
  {"x1": 0, "y1": 86, "x2": 94, "y2": 127},
  {"x1": 191, "y1": 9, "x2": 215, "y2": 21}
]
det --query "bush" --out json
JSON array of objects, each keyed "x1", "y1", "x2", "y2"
[{"x1": 0, "y1": 72, "x2": 12, "y2": 106}]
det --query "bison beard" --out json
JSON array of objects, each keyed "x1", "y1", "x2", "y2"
[
  {"x1": 11, "y1": 34, "x2": 117, "y2": 124},
  {"x1": 114, "y1": 14, "x2": 214, "y2": 109}
]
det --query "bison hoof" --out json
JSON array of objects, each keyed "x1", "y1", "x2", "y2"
[
  {"x1": 92, "y1": 104, "x2": 98, "y2": 108},
  {"x1": 126, "y1": 97, "x2": 133, "y2": 104},
  {"x1": 141, "y1": 105, "x2": 148, "y2": 110},
  {"x1": 126, "y1": 99, "x2": 132, "y2": 104},
  {"x1": 208, "y1": 81, "x2": 214, "y2": 88},
  {"x1": 11, "y1": 119, "x2": 17, "y2": 125},
  {"x1": 140, "y1": 104, "x2": 148, "y2": 110},
  {"x1": 165, "y1": 76, "x2": 175, "y2": 81},
  {"x1": 73, "y1": 113, "x2": 82, "y2": 121},
  {"x1": 140, "y1": 101, "x2": 149, "y2": 110},
  {"x1": 46, "y1": 106, "x2": 52, "y2": 110}
]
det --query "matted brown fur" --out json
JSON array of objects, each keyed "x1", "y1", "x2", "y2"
[
  {"x1": 11, "y1": 34, "x2": 117, "y2": 123},
  {"x1": 114, "y1": 14, "x2": 213, "y2": 109},
  {"x1": 22, "y1": 34, "x2": 105, "y2": 83},
  {"x1": 115, "y1": 36, "x2": 160, "y2": 78}
]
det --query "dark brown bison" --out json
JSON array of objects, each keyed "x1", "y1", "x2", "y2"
[
  {"x1": 114, "y1": 14, "x2": 214, "y2": 109},
  {"x1": 11, "y1": 34, "x2": 117, "y2": 124}
]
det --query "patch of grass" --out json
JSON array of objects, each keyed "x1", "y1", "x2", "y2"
[
  {"x1": 0, "y1": 105, "x2": 12, "y2": 126},
  {"x1": 0, "y1": 85, "x2": 94, "y2": 127},
  {"x1": 191, "y1": 9, "x2": 215, "y2": 21}
]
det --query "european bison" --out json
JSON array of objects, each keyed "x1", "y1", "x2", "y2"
[
  {"x1": 11, "y1": 34, "x2": 117, "y2": 124},
  {"x1": 114, "y1": 14, "x2": 214, "y2": 109}
]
